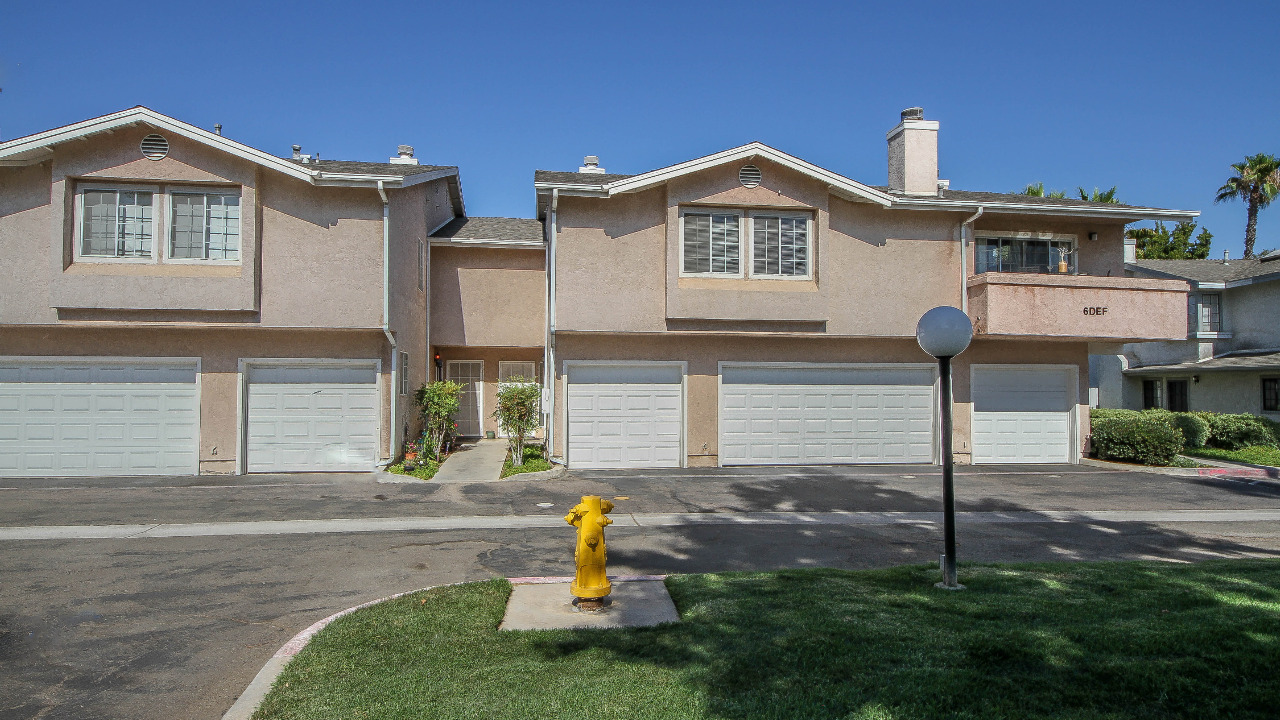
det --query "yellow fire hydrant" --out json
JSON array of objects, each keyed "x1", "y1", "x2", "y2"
[{"x1": 565, "y1": 495, "x2": 614, "y2": 601}]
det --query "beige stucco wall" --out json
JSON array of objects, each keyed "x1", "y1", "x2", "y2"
[
  {"x1": 434, "y1": 345, "x2": 544, "y2": 436},
  {"x1": 0, "y1": 326, "x2": 390, "y2": 472},
  {"x1": 430, "y1": 246, "x2": 546, "y2": 347},
  {"x1": 550, "y1": 333, "x2": 1089, "y2": 466},
  {"x1": 1223, "y1": 279, "x2": 1280, "y2": 351},
  {"x1": 969, "y1": 273, "x2": 1188, "y2": 341}
]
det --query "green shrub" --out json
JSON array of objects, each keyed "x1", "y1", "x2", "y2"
[
  {"x1": 1090, "y1": 408, "x2": 1141, "y2": 421},
  {"x1": 1206, "y1": 414, "x2": 1277, "y2": 450},
  {"x1": 1258, "y1": 416, "x2": 1280, "y2": 446},
  {"x1": 1168, "y1": 412, "x2": 1210, "y2": 449},
  {"x1": 1090, "y1": 415, "x2": 1184, "y2": 465}
]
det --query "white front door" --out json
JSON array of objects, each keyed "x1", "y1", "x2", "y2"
[
  {"x1": 447, "y1": 361, "x2": 484, "y2": 437},
  {"x1": 245, "y1": 363, "x2": 379, "y2": 472},
  {"x1": 0, "y1": 358, "x2": 199, "y2": 477},
  {"x1": 566, "y1": 363, "x2": 683, "y2": 469},
  {"x1": 971, "y1": 365, "x2": 1075, "y2": 464},
  {"x1": 719, "y1": 364, "x2": 936, "y2": 465}
]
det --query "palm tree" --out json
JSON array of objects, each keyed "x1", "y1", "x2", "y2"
[
  {"x1": 1019, "y1": 182, "x2": 1067, "y2": 199},
  {"x1": 1214, "y1": 153, "x2": 1280, "y2": 259},
  {"x1": 1078, "y1": 186, "x2": 1119, "y2": 203}
]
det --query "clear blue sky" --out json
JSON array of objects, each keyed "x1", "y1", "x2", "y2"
[{"x1": 3, "y1": 1, "x2": 1277, "y2": 257}]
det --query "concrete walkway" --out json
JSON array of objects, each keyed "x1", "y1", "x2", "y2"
[{"x1": 431, "y1": 439, "x2": 509, "y2": 483}]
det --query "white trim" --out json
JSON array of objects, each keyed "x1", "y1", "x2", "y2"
[
  {"x1": 975, "y1": 230, "x2": 1078, "y2": 242},
  {"x1": 885, "y1": 119, "x2": 940, "y2": 141},
  {"x1": 429, "y1": 239, "x2": 544, "y2": 249},
  {"x1": 236, "y1": 358, "x2": 383, "y2": 474},
  {"x1": 969, "y1": 363, "x2": 1080, "y2": 464},
  {"x1": 890, "y1": 196, "x2": 1199, "y2": 221},
  {"x1": 604, "y1": 143, "x2": 894, "y2": 206},
  {"x1": 562, "y1": 360, "x2": 688, "y2": 469}
]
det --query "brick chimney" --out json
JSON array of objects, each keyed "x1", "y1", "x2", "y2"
[{"x1": 887, "y1": 107, "x2": 939, "y2": 195}]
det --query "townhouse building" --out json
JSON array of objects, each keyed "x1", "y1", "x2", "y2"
[
  {"x1": 0, "y1": 108, "x2": 465, "y2": 476},
  {"x1": 535, "y1": 109, "x2": 1196, "y2": 469},
  {"x1": 1094, "y1": 255, "x2": 1280, "y2": 417}
]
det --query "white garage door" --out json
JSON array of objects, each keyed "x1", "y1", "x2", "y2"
[
  {"x1": 246, "y1": 364, "x2": 379, "y2": 473},
  {"x1": 972, "y1": 365, "x2": 1075, "y2": 464},
  {"x1": 0, "y1": 359, "x2": 199, "y2": 477},
  {"x1": 720, "y1": 365, "x2": 936, "y2": 465},
  {"x1": 567, "y1": 364, "x2": 683, "y2": 469}
]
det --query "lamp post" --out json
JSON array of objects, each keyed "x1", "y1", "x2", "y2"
[{"x1": 915, "y1": 306, "x2": 974, "y2": 590}]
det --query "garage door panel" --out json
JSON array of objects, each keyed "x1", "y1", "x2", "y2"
[
  {"x1": 972, "y1": 366, "x2": 1074, "y2": 464},
  {"x1": 246, "y1": 366, "x2": 379, "y2": 473},
  {"x1": 566, "y1": 366, "x2": 682, "y2": 470},
  {"x1": 0, "y1": 360, "x2": 200, "y2": 477},
  {"x1": 720, "y1": 367, "x2": 935, "y2": 466}
]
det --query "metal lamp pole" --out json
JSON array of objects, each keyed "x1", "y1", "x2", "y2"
[{"x1": 915, "y1": 306, "x2": 973, "y2": 591}]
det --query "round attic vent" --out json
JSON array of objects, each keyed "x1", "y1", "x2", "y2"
[
  {"x1": 140, "y1": 134, "x2": 169, "y2": 160},
  {"x1": 739, "y1": 164, "x2": 762, "y2": 188}
]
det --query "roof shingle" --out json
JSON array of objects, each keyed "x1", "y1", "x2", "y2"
[
  {"x1": 1128, "y1": 257, "x2": 1280, "y2": 284},
  {"x1": 284, "y1": 159, "x2": 455, "y2": 177},
  {"x1": 431, "y1": 216, "x2": 544, "y2": 244}
]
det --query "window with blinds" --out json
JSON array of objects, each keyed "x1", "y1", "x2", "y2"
[
  {"x1": 170, "y1": 192, "x2": 241, "y2": 260},
  {"x1": 682, "y1": 212, "x2": 741, "y2": 275},
  {"x1": 752, "y1": 215, "x2": 809, "y2": 277},
  {"x1": 80, "y1": 189, "x2": 154, "y2": 258}
]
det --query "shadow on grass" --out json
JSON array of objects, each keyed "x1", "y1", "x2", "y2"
[{"x1": 525, "y1": 562, "x2": 1280, "y2": 719}]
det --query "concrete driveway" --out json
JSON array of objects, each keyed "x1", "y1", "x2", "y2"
[{"x1": 2, "y1": 464, "x2": 1279, "y2": 719}]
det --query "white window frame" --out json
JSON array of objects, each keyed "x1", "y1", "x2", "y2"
[
  {"x1": 73, "y1": 182, "x2": 243, "y2": 266},
  {"x1": 749, "y1": 211, "x2": 813, "y2": 280},
  {"x1": 165, "y1": 189, "x2": 243, "y2": 264},
  {"x1": 73, "y1": 183, "x2": 161, "y2": 263},
  {"x1": 498, "y1": 361, "x2": 539, "y2": 383},
  {"x1": 399, "y1": 351, "x2": 411, "y2": 395},
  {"x1": 679, "y1": 208, "x2": 745, "y2": 278}
]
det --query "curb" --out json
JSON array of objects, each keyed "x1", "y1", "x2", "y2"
[
  {"x1": 1080, "y1": 456, "x2": 1280, "y2": 479},
  {"x1": 500, "y1": 465, "x2": 568, "y2": 482},
  {"x1": 220, "y1": 574, "x2": 659, "y2": 719}
]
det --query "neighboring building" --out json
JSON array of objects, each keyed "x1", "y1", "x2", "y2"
[
  {"x1": 535, "y1": 109, "x2": 1196, "y2": 469},
  {"x1": 0, "y1": 107, "x2": 464, "y2": 476},
  {"x1": 1095, "y1": 254, "x2": 1280, "y2": 419}
]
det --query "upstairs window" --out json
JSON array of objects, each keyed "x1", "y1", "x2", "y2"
[
  {"x1": 681, "y1": 209, "x2": 812, "y2": 278},
  {"x1": 1189, "y1": 292, "x2": 1221, "y2": 333},
  {"x1": 682, "y1": 212, "x2": 741, "y2": 275},
  {"x1": 80, "y1": 188, "x2": 155, "y2": 258},
  {"x1": 976, "y1": 236, "x2": 1076, "y2": 274},
  {"x1": 170, "y1": 192, "x2": 240, "y2": 260}
]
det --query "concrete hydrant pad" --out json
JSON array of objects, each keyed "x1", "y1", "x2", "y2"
[{"x1": 500, "y1": 580, "x2": 680, "y2": 631}]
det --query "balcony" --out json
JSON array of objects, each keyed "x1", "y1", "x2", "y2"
[{"x1": 967, "y1": 273, "x2": 1189, "y2": 342}]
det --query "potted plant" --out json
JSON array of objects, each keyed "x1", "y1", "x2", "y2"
[{"x1": 403, "y1": 438, "x2": 421, "y2": 462}]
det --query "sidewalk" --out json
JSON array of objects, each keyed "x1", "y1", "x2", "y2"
[{"x1": 431, "y1": 439, "x2": 509, "y2": 483}]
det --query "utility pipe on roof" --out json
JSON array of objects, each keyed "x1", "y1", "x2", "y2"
[
  {"x1": 378, "y1": 180, "x2": 398, "y2": 465},
  {"x1": 545, "y1": 189, "x2": 563, "y2": 465},
  {"x1": 959, "y1": 206, "x2": 984, "y2": 313}
]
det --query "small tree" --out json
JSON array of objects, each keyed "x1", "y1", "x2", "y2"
[
  {"x1": 414, "y1": 380, "x2": 463, "y2": 460},
  {"x1": 492, "y1": 376, "x2": 542, "y2": 466},
  {"x1": 1128, "y1": 220, "x2": 1213, "y2": 259}
]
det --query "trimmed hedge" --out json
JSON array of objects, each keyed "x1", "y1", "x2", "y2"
[
  {"x1": 1168, "y1": 412, "x2": 1210, "y2": 449},
  {"x1": 1206, "y1": 414, "x2": 1278, "y2": 450},
  {"x1": 1091, "y1": 415, "x2": 1184, "y2": 465},
  {"x1": 1259, "y1": 416, "x2": 1280, "y2": 446}
]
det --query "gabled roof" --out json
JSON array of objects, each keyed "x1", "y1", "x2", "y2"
[
  {"x1": 535, "y1": 142, "x2": 895, "y2": 207},
  {"x1": 534, "y1": 142, "x2": 1198, "y2": 222},
  {"x1": 1128, "y1": 256, "x2": 1280, "y2": 288},
  {"x1": 0, "y1": 106, "x2": 460, "y2": 192},
  {"x1": 430, "y1": 216, "x2": 544, "y2": 247}
]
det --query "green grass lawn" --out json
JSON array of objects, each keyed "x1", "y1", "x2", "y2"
[
  {"x1": 384, "y1": 458, "x2": 440, "y2": 480},
  {"x1": 1186, "y1": 446, "x2": 1280, "y2": 468},
  {"x1": 253, "y1": 560, "x2": 1280, "y2": 720},
  {"x1": 500, "y1": 444, "x2": 553, "y2": 478}
]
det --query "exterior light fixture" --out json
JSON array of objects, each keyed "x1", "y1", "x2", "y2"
[{"x1": 915, "y1": 305, "x2": 974, "y2": 590}]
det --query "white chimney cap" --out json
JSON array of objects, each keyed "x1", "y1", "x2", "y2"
[
  {"x1": 579, "y1": 155, "x2": 606, "y2": 174},
  {"x1": 390, "y1": 145, "x2": 419, "y2": 165}
]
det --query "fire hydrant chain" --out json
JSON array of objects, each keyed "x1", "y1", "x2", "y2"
[{"x1": 564, "y1": 495, "x2": 613, "y2": 606}]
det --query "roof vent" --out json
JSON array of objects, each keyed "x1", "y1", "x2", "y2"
[
  {"x1": 579, "y1": 155, "x2": 606, "y2": 174},
  {"x1": 140, "y1": 134, "x2": 169, "y2": 161},
  {"x1": 390, "y1": 145, "x2": 419, "y2": 165},
  {"x1": 739, "y1": 164, "x2": 762, "y2": 188},
  {"x1": 901, "y1": 107, "x2": 925, "y2": 121}
]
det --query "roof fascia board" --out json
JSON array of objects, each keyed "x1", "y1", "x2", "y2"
[
  {"x1": 430, "y1": 239, "x2": 543, "y2": 249},
  {"x1": 534, "y1": 183, "x2": 610, "y2": 196},
  {"x1": 890, "y1": 197, "x2": 1199, "y2": 221},
  {"x1": 603, "y1": 143, "x2": 894, "y2": 206},
  {"x1": 1226, "y1": 271, "x2": 1280, "y2": 288},
  {"x1": 399, "y1": 168, "x2": 459, "y2": 188}
]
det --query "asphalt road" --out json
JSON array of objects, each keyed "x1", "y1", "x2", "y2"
[{"x1": 2, "y1": 464, "x2": 1279, "y2": 720}]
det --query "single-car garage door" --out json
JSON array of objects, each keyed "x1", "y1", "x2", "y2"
[
  {"x1": 720, "y1": 364, "x2": 936, "y2": 465},
  {"x1": 971, "y1": 365, "x2": 1075, "y2": 464},
  {"x1": 566, "y1": 363, "x2": 683, "y2": 469},
  {"x1": 245, "y1": 363, "x2": 379, "y2": 472},
  {"x1": 0, "y1": 358, "x2": 199, "y2": 477}
]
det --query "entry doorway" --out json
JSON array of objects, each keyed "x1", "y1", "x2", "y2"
[{"x1": 446, "y1": 360, "x2": 484, "y2": 437}]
